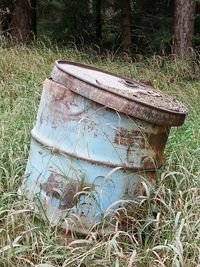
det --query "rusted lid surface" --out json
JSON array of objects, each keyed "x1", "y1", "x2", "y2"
[{"x1": 51, "y1": 60, "x2": 187, "y2": 126}]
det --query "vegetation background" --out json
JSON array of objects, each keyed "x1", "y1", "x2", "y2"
[
  {"x1": 0, "y1": 0, "x2": 200, "y2": 56},
  {"x1": 0, "y1": 1, "x2": 200, "y2": 267}
]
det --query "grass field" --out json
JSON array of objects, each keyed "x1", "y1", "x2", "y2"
[{"x1": 0, "y1": 43, "x2": 199, "y2": 267}]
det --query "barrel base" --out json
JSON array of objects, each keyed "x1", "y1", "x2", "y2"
[{"x1": 21, "y1": 139, "x2": 156, "y2": 234}]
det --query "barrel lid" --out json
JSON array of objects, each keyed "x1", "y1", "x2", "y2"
[{"x1": 51, "y1": 60, "x2": 187, "y2": 126}]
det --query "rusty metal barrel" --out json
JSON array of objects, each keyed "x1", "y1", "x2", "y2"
[{"x1": 21, "y1": 60, "x2": 187, "y2": 232}]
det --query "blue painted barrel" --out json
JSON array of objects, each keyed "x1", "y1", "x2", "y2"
[{"x1": 21, "y1": 61, "x2": 187, "y2": 232}]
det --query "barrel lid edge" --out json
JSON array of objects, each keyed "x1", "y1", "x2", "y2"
[{"x1": 54, "y1": 60, "x2": 188, "y2": 117}]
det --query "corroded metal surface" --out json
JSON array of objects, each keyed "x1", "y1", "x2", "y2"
[
  {"x1": 51, "y1": 60, "x2": 187, "y2": 126},
  {"x1": 21, "y1": 60, "x2": 187, "y2": 231},
  {"x1": 21, "y1": 79, "x2": 172, "y2": 227},
  {"x1": 41, "y1": 172, "x2": 80, "y2": 209},
  {"x1": 31, "y1": 79, "x2": 169, "y2": 170}
]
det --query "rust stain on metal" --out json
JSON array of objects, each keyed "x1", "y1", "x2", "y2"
[
  {"x1": 114, "y1": 128, "x2": 146, "y2": 148},
  {"x1": 149, "y1": 128, "x2": 169, "y2": 150},
  {"x1": 41, "y1": 172, "x2": 80, "y2": 209},
  {"x1": 146, "y1": 127, "x2": 169, "y2": 168},
  {"x1": 114, "y1": 126, "x2": 169, "y2": 168},
  {"x1": 46, "y1": 79, "x2": 86, "y2": 122},
  {"x1": 141, "y1": 156, "x2": 156, "y2": 169},
  {"x1": 41, "y1": 172, "x2": 94, "y2": 210}
]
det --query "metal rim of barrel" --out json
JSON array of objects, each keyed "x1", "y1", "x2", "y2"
[{"x1": 51, "y1": 60, "x2": 188, "y2": 127}]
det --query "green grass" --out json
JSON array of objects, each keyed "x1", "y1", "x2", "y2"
[{"x1": 0, "y1": 42, "x2": 199, "y2": 267}]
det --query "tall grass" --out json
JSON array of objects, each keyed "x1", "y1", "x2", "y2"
[{"x1": 0, "y1": 42, "x2": 199, "y2": 266}]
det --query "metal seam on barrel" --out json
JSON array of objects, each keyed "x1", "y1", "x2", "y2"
[{"x1": 31, "y1": 129, "x2": 160, "y2": 171}]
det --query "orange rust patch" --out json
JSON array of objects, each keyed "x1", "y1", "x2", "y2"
[
  {"x1": 114, "y1": 126, "x2": 169, "y2": 169},
  {"x1": 148, "y1": 128, "x2": 170, "y2": 167},
  {"x1": 41, "y1": 172, "x2": 80, "y2": 209},
  {"x1": 41, "y1": 172, "x2": 93, "y2": 210},
  {"x1": 114, "y1": 128, "x2": 146, "y2": 148},
  {"x1": 47, "y1": 83, "x2": 86, "y2": 122}
]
